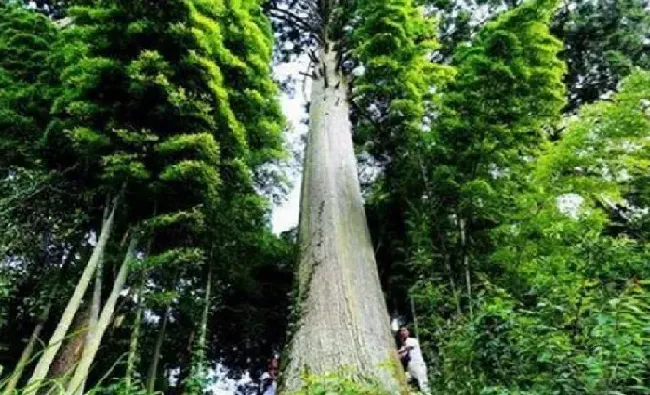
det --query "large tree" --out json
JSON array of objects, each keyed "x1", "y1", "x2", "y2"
[{"x1": 273, "y1": 0, "x2": 445, "y2": 391}]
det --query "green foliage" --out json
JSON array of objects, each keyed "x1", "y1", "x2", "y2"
[
  {"x1": 371, "y1": 0, "x2": 567, "y2": 322},
  {"x1": 537, "y1": 70, "x2": 650, "y2": 205},
  {"x1": 412, "y1": 70, "x2": 650, "y2": 395},
  {"x1": 439, "y1": 0, "x2": 565, "y2": 175},
  {"x1": 0, "y1": 4, "x2": 57, "y2": 83},
  {"x1": 139, "y1": 248, "x2": 205, "y2": 271},
  {"x1": 0, "y1": 0, "x2": 288, "y2": 392},
  {"x1": 0, "y1": 3, "x2": 58, "y2": 168},
  {"x1": 348, "y1": 0, "x2": 454, "y2": 312},
  {"x1": 362, "y1": 3, "x2": 649, "y2": 395},
  {"x1": 425, "y1": 0, "x2": 650, "y2": 111},
  {"x1": 351, "y1": 0, "x2": 453, "y2": 169},
  {"x1": 554, "y1": 0, "x2": 650, "y2": 110}
]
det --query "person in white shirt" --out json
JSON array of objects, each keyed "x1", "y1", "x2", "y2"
[
  {"x1": 259, "y1": 357, "x2": 279, "y2": 395},
  {"x1": 398, "y1": 326, "x2": 431, "y2": 394}
]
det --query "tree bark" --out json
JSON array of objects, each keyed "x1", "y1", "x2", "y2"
[
  {"x1": 65, "y1": 234, "x2": 139, "y2": 394},
  {"x1": 146, "y1": 305, "x2": 170, "y2": 393},
  {"x1": 26, "y1": 199, "x2": 119, "y2": 393},
  {"x1": 46, "y1": 306, "x2": 89, "y2": 387},
  {"x1": 282, "y1": 43, "x2": 403, "y2": 393},
  {"x1": 2, "y1": 303, "x2": 52, "y2": 395}
]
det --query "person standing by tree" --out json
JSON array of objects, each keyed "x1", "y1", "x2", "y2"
[
  {"x1": 398, "y1": 325, "x2": 430, "y2": 394},
  {"x1": 259, "y1": 357, "x2": 279, "y2": 395}
]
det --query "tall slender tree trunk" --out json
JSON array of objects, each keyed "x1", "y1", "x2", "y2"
[
  {"x1": 125, "y1": 235, "x2": 154, "y2": 391},
  {"x1": 179, "y1": 268, "x2": 212, "y2": 395},
  {"x1": 26, "y1": 198, "x2": 119, "y2": 393},
  {"x1": 125, "y1": 276, "x2": 145, "y2": 391},
  {"x1": 88, "y1": 262, "x2": 102, "y2": 342},
  {"x1": 459, "y1": 217, "x2": 473, "y2": 319},
  {"x1": 147, "y1": 305, "x2": 170, "y2": 393},
  {"x1": 443, "y1": 254, "x2": 462, "y2": 316},
  {"x1": 2, "y1": 303, "x2": 52, "y2": 395},
  {"x1": 197, "y1": 266, "x2": 212, "y2": 361},
  {"x1": 74, "y1": 261, "x2": 102, "y2": 395},
  {"x1": 282, "y1": 43, "x2": 403, "y2": 393},
  {"x1": 176, "y1": 329, "x2": 195, "y2": 393},
  {"x1": 65, "y1": 234, "x2": 139, "y2": 394}
]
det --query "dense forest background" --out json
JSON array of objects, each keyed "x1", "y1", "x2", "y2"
[{"x1": 0, "y1": 0, "x2": 649, "y2": 393}]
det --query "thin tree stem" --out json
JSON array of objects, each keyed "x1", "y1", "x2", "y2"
[
  {"x1": 459, "y1": 217, "x2": 473, "y2": 319},
  {"x1": 125, "y1": 275, "x2": 145, "y2": 391},
  {"x1": 147, "y1": 306, "x2": 170, "y2": 393}
]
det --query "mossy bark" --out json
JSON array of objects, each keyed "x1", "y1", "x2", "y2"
[{"x1": 282, "y1": 43, "x2": 404, "y2": 393}]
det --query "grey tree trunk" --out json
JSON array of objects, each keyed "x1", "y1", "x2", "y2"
[
  {"x1": 65, "y1": 234, "x2": 139, "y2": 394},
  {"x1": 26, "y1": 200, "x2": 119, "y2": 393},
  {"x1": 88, "y1": 262, "x2": 102, "y2": 342},
  {"x1": 282, "y1": 43, "x2": 403, "y2": 393},
  {"x1": 75, "y1": 263, "x2": 102, "y2": 395},
  {"x1": 146, "y1": 306, "x2": 170, "y2": 393}
]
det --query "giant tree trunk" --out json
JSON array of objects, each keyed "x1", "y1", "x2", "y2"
[
  {"x1": 282, "y1": 43, "x2": 403, "y2": 393},
  {"x1": 26, "y1": 200, "x2": 119, "y2": 393},
  {"x1": 65, "y1": 234, "x2": 139, "y2": 394}
]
